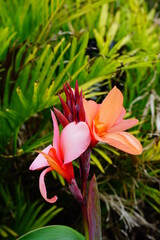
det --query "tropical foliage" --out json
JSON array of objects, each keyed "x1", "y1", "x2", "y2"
[{"x1": 0, "y1": 0, "x2": 160, "y2": 239}]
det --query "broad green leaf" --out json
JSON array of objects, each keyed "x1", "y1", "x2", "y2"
[{"x1": 18, "y1": 226, "x2": 85, "y2": 240}]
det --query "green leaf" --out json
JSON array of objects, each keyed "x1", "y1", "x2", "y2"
[
  {"x1": 94, "y1": 148, "x2": 112, "y2": 164},
  {"x1": 98, "y1": 4, "x2": 108, "y2": 37},
  {"x1": 1, "y1": 225, "x2": 18, "y2": 238},
  {"x1": 90, "y1": 154, "x2": 105, "y2": 174},
  {"x1": 18, "y1": 225, "x2": 85, "y2": 240}
]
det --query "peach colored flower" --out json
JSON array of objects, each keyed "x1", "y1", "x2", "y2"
[{"x1": 83, "y1": 86, "x2": 142, "y2": 155}]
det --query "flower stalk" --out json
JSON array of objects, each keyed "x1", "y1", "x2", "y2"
[
  {"x1": 80, "y1": 149, "x2": 91, "y2": 239},
  {"x1": 81, "y1": 201, "x2": 90, "y2": 240},
  {"x1": 80, "y1": 149, "x2": 91, "y2": 198}
]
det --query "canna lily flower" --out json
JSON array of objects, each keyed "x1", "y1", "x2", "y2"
[
  {"x1": 83, "y1": 86, "x2": 142, "y2": 155},
  {"x1": 29, "y1": 111, "x2": 91, "y2": 203}
]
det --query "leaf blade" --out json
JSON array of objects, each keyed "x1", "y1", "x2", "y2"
[{"x1": 18, "y1": 225, "x2": 85, "y2": 240}]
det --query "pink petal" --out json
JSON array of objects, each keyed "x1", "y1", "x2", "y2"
[
  {"x1": 101, "y1": 131, "x2": 142, "y2": 155},
  {"x1": 98, "y1": 86, "x2": 123, "y2": 129},
  {"x1": 108, "y1": 119, "x2": 139, "y2": 133},
  {"x1": 29, "y1": 145, "x2": 52, "y2": 170},
  {"x1": 60, "y1": 122, "x2": 91, "y2": 164},
  {"x1": 51, "y1": 110, "x2": 61, "y2": 161},
  {"x1": 83, "y1": 98, "x2": 100, "y2": 128},
  {"x1": 39, "y1": 167, "x2": 58, "y2": 203}
]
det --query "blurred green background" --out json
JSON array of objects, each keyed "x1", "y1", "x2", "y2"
[{"x1": 0, "y1": 0, "x2": 160, "y2": 239}]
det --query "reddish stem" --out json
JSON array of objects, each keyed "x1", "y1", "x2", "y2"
[
  {"x1": 80, "y1": 149, "x2": 91, "y2": 239},
  {"x1": 81, "y1": 149, "x2": 91, "y2": 198}
]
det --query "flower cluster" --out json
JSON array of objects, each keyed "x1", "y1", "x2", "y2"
[
  {"x1": 54, "y1": 81, "x2": 85, "y2": 126},
  {"x1": 29, "y1": 81, "x2": 142, "y2": 203}
]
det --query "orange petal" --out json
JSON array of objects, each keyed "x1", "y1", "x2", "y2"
[
  {"x1": 108, "y1": 119, "x2": 138, "y2": 133},
  {"x1": 100, "y1": 131, "x2": 142, "y2": 155},
  {"x1": 62, "y1": 162, "x2": 75, "y2": 183},
  {"x1": 39, "y1": 152, "x2": 69, "y2": 180},
  {"x1": 115, "y1": 107, "x2": 126, "y2": 124},
  {"x1": 83, "y1": 98, "x2": 100, "y2": 129},
  {"x1": 97, "y1": 86, "x2": 123, "y2": 129}
]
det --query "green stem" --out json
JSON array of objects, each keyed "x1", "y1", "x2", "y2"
[{"x1": 81, "y1": 202, "x2": 89, "y2": 240}]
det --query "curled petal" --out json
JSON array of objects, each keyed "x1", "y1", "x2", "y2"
[
  {"x1": 83, "y1": 98, "x2": 100, "y2": 128},
  {"x1": 108, "y1": 119, "x2": 139, "y2": 133},
  {"x1": 39, "y1": 167, "x2": 58, "y2": 203},
  {"x1": 61, "y1": 122, "x2": 91, "y2": 164},
  {"x1": 100, "y1": 131, "x2": 143, "y2": 155},
  {"x1": 29, "y1": 145, "x2": 52, "y2": 170},
  {"x1": 98, "y1": 86, "x2": 123, "y2": 129}
]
